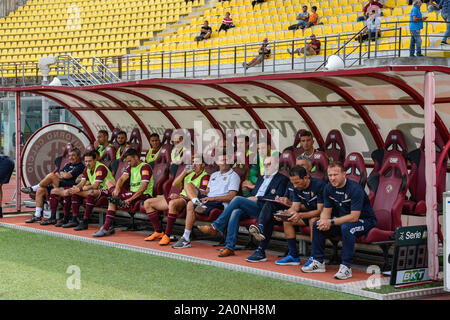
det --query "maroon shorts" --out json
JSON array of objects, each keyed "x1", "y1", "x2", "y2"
[{"x1": 109, "y1": 186, "x2": 150, "y2": 208}]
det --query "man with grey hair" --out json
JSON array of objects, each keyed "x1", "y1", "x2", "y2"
[{"x1": 23, "y1": 147, "x2": 85, "y2": 224}]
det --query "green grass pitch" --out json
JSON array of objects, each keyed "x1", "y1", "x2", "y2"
[{"x1": 0, "y1": 227, "x2": 368, "y2": 300}]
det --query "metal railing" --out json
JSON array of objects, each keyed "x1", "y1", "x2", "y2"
[
  {"x1": 0, "y1": 20, "x2": 448, "y2": 86},
  {"x1": 56, "y1": 54, "x2": 103, "y2": 86},
  {"x1": 91, "y1": 56, "x2": 121, "y2": 84}
]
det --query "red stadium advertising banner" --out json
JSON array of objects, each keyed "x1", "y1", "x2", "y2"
[{"x1": 21, "y1": 123, "x2": 90, "y2": 187}]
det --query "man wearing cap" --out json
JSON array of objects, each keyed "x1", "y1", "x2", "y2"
[{"x1": 287, "y1": 34, "x2": 321, "y2": 56}]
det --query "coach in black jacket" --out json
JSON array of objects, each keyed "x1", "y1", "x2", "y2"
[{"x1": 198, "y1": 155, "x2": 289, "y2": 258}]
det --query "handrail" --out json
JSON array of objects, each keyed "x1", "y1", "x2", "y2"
[
  {"x1": 57, "y1": 54, "x2": 102, "y2": 86},
  {"x1": 91, "y1": 56, "x2": 121, "y2": 83},
  {"x1": 315, "y1": 26, "x2": 367, "y2": 71}
]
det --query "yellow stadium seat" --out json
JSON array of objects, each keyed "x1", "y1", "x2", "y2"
[
  {"x1": 321, "y1": 1, "x2": 330, "y2": 8},
  {"x1": 392, "y1": 7, "x2": 403, "y2": 16},
  {"x1": 328, "y1": 16, "x2": 338, "y2": 24},
  {"x1": 333, "y1": 24, "x2": 343, "y2": 34},
  {"x1": 339, "y1": 15, "x2": 349, "y2": 23},
  {"x1": 333, "y1": 7, "x2": 343, "y2": 15},
  {"x1": 312, "y1": 25, "x2": 323, "y2": 35},
  {"x1": 343, "y1": 5, "x2": 353, "y2": 14},
  {"x1": 435, "y1": 22, "x2": 447, "y2": 33},
  {"x1": 404, "y1": 6, "x2": 413, "y2": 15},
  {"x1": 343, "y1": 23, "x2": 354, "y2": 33},
  {"x1": 427, "y1": 12, "x2": 437, "y2": 21},
  {"x1": 354, "y1": 4, "x2": 363, "y2": 12},
  {"x1": 322, "y1": 25, "x2": 332, "y2": 35}
]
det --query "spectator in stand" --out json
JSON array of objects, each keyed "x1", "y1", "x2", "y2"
[
  {"x1": 357, "y1": 10, "x2": 382, "y2": 42},
  {"x1": 218, "y1": 12, "x2": 235, "y2": 33},
  {"x1": 357, "y1": 0, "x2": 393, "y2": 22},
  {"x1": 440, "y1": 0, "x2": 450, "y2": 45},
  {"x1": 115, "y1": 131, "x2": 129, "y2": 160},
  {"x1": 145, "y1": 133, "x2": 162, "y2": 169},
  {"x1": 242, "y1": 38, "x2": 271, "y2": 70},
  {"x1": 252, "y1": 0, "x2": 265, "y2": 9},
  {"x1": 301, "y1": 162, "x2": 377, "y2": 280},
  {"x1": 287, "y1": 34, "x2": 321, "y2": 56},
  {"x1": 427, "y1": 0, "x2": 441, "y2": 11},
  {"x1": 302, "y1": 5, "x2": 319, "y2": 29},
  {"x1": 288, "y1": 5, "x2": 310, "y2": 30},
  {"x1": 23, "y1": 148, "x2": 85, "y2": 224},
  {"x1": 410, "y1": 0, "x2": 427, "y2": 57},
  {"x1": 144, "y1": 154, "x2": 210, "y2": 247},
  {"x1": 0, "y1": 154, "x2": 14, "y2": 218},
  {"x1": 195, "y1": 20, "x2": 212, "y2": 42}
]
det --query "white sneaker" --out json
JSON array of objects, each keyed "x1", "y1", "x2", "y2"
[
  {"x1": 301, "y1": 259, "x2": 326, "y2": 273},
  {"x1": 334, "y1": 264, "x2": 352, "y2": 280}
]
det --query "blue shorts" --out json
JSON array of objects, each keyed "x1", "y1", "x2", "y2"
[
  {"x1": 0, "y1": 156, "x2": 14, "y2": 184},
  {"x1": 46, "y1": 179, "x2": 76, "y2": 193},
  {"x1": 197, "y1": 190, "x2": 224, "y2": 216}
]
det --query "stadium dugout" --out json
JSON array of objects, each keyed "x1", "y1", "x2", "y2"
[{"x1": 2, "y1": 63, "x2": 449, "y2": 281}]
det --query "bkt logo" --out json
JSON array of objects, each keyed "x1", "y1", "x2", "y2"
[{"x1": 402, "y1": 269, "x2": 426, "y2": 283}]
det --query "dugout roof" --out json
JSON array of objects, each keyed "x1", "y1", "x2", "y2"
[{"x1": 3, "y1": 65, "x2": 450, "y2": 159}]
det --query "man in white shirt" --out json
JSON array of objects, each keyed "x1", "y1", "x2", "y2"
[
  {"x1": 199, "y1": 155, "x2": 289, "y2": 258},
  {"x1": 173, "y1": 152, "x2": 240, "y2": 249}
]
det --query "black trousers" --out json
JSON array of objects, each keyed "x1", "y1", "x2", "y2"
[{"x1": 257, "y1": 201, "x2": 285, "y2": 250}]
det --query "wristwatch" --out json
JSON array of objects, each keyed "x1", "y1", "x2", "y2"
[{"x1": 330, "y1": 218, "x2": 335, "y2": 225}]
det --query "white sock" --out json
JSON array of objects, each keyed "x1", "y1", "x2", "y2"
[
  {"x1": 31, "y1": 184, "x2": 40, "y2": 192},
  {"x1": 35, "y1": 207, "x2": 42, "y2": 217},
  {"x1": 192, "y1": 198, "x2": 199, "y2": 204},
  {"x1": 183, "y1": 229, "x2": 191, "y2": 240}
]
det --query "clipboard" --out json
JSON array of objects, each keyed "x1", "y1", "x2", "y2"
[{"x1": 261, "y1": 198, "x2": 290, "y2": 208}]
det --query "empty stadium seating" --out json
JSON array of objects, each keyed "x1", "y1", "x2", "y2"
[{"x1": 1, "y1": 0, "x2": 447, "y2": 79}]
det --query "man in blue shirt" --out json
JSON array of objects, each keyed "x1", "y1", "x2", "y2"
[
  {"x1": 409, "y1": 0, "x2": 427, "y2": 56},
  {"x1": 439, "y1": 0, "x2": 450, "y2": 45},
  {"x1": 251, "y1": 165, "x2": 325, "y2": 266},
  {"x1": 198, "y1": 155, "x2": 289, "y2": 259},
  {"x1": 23, "y1": 148, "x2": 85, "y2": 224},
  {"x1": 302, "y1": 161, "x2": 377, "y2": 280}
]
